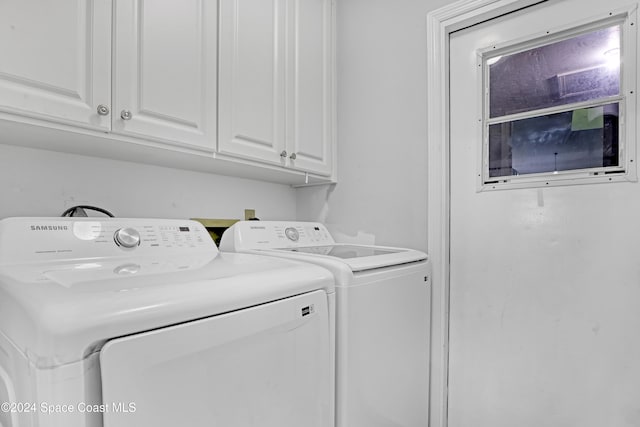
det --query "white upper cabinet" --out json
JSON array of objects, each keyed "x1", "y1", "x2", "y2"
[
  {"x1": 0, "y1": 0, "x2": 217, "y2": 151},
  {"x1": 112, "y1": 0, "x2": 217, "y2": 150},
  {"x1": 0, "y1": 0, "x2": 111, "y2": 130},
  {"x1": 0, "y1": 0, "x2": 334, "y2": 184},
  {"x1": 286, "y1": 0, "x2": 334, "y2": 176},
  {"x1": 218, "y1": 0, "x2": 335, "y2": 177},
  {"x1": 218, "y1": 0, "x2": 286, "y2": 163}
]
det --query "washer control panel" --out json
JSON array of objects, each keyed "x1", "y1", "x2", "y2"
[
  {"x1": 0, "y1": 218, "x2": 216, "y2": 263},
  {"x1": 220, "y1": 221, "x2": 335, "y2": 251}
]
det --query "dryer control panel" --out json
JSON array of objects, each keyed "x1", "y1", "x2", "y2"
[
  {"x1": 220, "y1": 221, "x2": 335, "y2": 251},
  {"x1": 0, "y1": 218, "x2": 216, "y2": 264}
]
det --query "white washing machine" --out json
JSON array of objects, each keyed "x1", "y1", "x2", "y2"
[
  {"x1": 0, "y1": 217, "x2": 335, "y2": 427},
  {"x1": 220, "y1": 221, "x2": 431, "y2": 427}
]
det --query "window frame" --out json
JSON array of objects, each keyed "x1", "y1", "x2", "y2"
[{"x1": 476, "y1": 8, "x2": 637, "y2": 191}]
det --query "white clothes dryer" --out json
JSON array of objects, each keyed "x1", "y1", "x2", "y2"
[
  {"x1": 0, "y1": 217, "x2": 335, "y2": 427},
  {"x1": 220, "y1": 221, "x2": 431, "y2": 427}
]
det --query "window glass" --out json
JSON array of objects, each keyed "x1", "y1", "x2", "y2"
[
  {"x1": 488, "y1": 103, "x2": 619, "y2": 177},
  {"x1": 489, "y1": 26, "x2": 620, "y2": 118}
]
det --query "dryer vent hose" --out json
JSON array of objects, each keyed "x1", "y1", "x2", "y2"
[{"x1": 61, "y1": 205, "x2": 115, "y2": 218}]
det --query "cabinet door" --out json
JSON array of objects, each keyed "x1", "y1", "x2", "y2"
[
  {"x1": 286, "y1": 0, "x2": 334, "y2": 176},
  {"x1": 0, "y1": 0, "x2": 111, "y2": 130},
  {"x1": 113, "y1": 0, "x2": 217, "y2": 151},
  {"x1": 218, "y1": 0, "x2": 287, "y2": 165}
]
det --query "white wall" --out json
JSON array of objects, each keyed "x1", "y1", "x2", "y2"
[
  {"x1": 296, "y1": 0, "x2": 452, "y2": 251},
  {"x1": 0, "y1": 144, "x2": 296, "y2": 220}
]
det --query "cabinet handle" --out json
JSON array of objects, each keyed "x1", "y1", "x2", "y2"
[
  {"x1": 280, "y1": 150, "x2": 287, "y2": 158},
  {"x1": 97, "y1": 104, "x2": 110, "y2": 116},
  {"x1": 289, "y1": 152, "x2": 297, "y2": 160},
  {"x1": 121, "y1": 110, "x2": 133, "y2": 120}
]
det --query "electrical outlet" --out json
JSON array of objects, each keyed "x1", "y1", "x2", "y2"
[{"x1": 244, "y1": 209, "x2": 256, "y2": 220}]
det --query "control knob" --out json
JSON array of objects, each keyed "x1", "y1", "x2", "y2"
[
  {"x1": 285, "y1": 227, "x2": 299, "y2": 242},
  {"x1": 114, "y1": 228, "x2": 141, "y2": 248}
]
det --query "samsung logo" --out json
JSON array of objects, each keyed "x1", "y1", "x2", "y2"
[{"x1": 30, "y1": 225, "x2": 69, "y2": 231}]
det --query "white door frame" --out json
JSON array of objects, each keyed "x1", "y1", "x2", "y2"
[{"x1": 425, "y1": 1, "x2": 548, "y2": 426}]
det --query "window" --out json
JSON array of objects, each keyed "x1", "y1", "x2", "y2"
[{"x1": 478, "y1": 13, "x2": 637, "y2": 190}]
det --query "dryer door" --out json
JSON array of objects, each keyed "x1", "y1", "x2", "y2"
[{"x1": 100, "y1": 290, "x2": 332, "y2": 427}]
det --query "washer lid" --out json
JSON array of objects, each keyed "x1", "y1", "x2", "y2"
[
  {"x1": 275, "y1": 245, "x2": 402, "y2": 259},
  {"x1": 0, "y1": 218, "x2": 334, "y2": 368},
  {"x1": 269, "y1": 244, "x2": 427, "y2": 272}
]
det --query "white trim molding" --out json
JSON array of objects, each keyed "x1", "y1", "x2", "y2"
[{"x1": 425, "y1": 1, "x2": 546, "y2": 426}]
